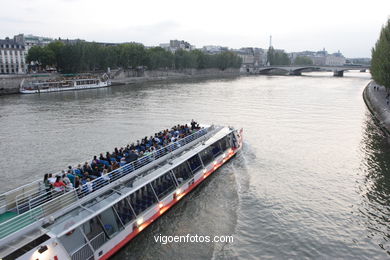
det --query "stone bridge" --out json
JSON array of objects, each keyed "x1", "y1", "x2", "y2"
[{"x1": 254, "y1": 65, "x2": 370, "y2": 77}]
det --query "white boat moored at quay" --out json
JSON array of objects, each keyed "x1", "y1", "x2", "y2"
[
  {"x1": 0, "y1": 124, "x2": 243, "y2": 260},
  {"x1": 19, "y1": 74, "x2": 111, "y2": 94}
]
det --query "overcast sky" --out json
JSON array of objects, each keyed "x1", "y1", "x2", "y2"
[{"x1": 1, "y1": 0, "x2": 389, "y2": 57}]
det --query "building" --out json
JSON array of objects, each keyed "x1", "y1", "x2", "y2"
[
  {"x1": 159, "y1": 40, "x2": 194, "y2": 52},
  {"x1": 253, "y1": 48, "x2": 267, "y2": 66},
  {"x1": 14, "y1": 34, "x2": 53, "y2": 53},
  {"x1": 234, "y1": 48, "x2": 255, "y2": 67},
  {"x1": 325, "y1": 51, "x2": 346, "y2": 66},
  {"x1": 201, "y1": 45, "x2": 228, "y2": 54},
  {"x1": 234, "y1": 47, "x2": 268, "y2": 68},
  {"x1": 289, "y1": 49, "x2": 346, "y2": 66},
  {"x1": 0, "y1": 37, "x2": 26, "y2": 74}
]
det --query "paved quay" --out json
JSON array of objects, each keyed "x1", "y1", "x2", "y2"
[{"x1": 363, "y1": 81, "x2": 390, "y2": 134}]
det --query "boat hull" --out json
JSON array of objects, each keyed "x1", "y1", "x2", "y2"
[
  {"x1": 20, "y1": 81, "x2": 110, "y2": 94},
  {"x1": 99, "y1": 139, "x2": 242, "y2": 260}
]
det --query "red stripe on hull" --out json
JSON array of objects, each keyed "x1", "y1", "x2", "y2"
[{"x1": 100, "y1": 147, "x2": 240, "y2": 260}]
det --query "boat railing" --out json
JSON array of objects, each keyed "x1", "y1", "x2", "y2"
[
  {"x1": 0, "y1": 127, "x2": 211, "y2": 214},
  {"x1": 0, "y1": 181, "x2": 42, "y2": 214},
  {"x1": 89, "y1": 232, "x2": 106, "y2": 250},
  {"x1": 0, "y1": 126, "x2": 212, "y2": 240},
  {"x1": 70, "y1": 243, "x2": 94, "y2": 260}
]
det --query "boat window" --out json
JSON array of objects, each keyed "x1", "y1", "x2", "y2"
[
  {"x1": 172, "y1": 161, "x2": 193, "y2": 183},
  {"x1": 113, "y1": 198, "x2": 135, "y2": 226},
  {"x1": 150, "y1": 172, "x2": 177, "y2": 200},
  {"x1": 127, "y1": 184, "x2": 158, "y2": 215},
  {"x1": 98, "y1": 207, "x2": 124, "y2": 238},
  {"x1": 188, "y1": 154, "x2": 202, "y2": 172},
  {"x1": 219, "y1": 136, "x2": 231, "y2": 152},
  {"x1": 59, "y1": 227, "x2": 90, "y2": 257},
  {"x1": 199, "y1": 146, "x2": 214, "y2": 166},
  {"x1": 211, "y1": 141, "x2": 222, "y2": 156},
  {"x1": 80, "y1": 216, "x2": 106, "y2": 250}
]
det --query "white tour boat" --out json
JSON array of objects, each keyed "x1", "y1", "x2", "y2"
[
  {"x1": 0, "y1": 124, "x2": 243, "y2": 260},
  {"x1": 19, "y1": 74, "x2": 111, "y2": 94}
]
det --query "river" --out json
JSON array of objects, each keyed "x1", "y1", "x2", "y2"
[{"x1": 1, "y1": 72, "x2": 389, "y2": 259}]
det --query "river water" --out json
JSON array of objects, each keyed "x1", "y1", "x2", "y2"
[{"x1": 1, "y1": 72, "x2": 389, "y2": 259}]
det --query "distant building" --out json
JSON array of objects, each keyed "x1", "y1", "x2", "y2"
[
  {"x1": 234, "y1": 47, "x2": 268, "y2": 68},
  {"x1": 325, "y1": 51, "x2": 346, "y2": 66},
  {"x1": 159, "y1": 40, "x2": 194, "y2": 52},
  {"x1": 202, "y1": 45, "x2": 228, "y2": 54},
  {"x1": 253, "y1": 48, "x2": 267, "y2": 66},
  {"x1": 0, "y1": 37, "x2": 26, "y2": 74},
  {"x1": 289, "y1": 48, "x2": 345, "y2": 66},
  {"x1": 234, "y1": 48, "x2": 255, "y2": 67},
  {"x1": 14, "y1": 34, "x2": 53, "y2": 53}
]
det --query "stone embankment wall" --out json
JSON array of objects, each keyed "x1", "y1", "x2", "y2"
[
  {"x1": 111, "y1": 68, "x2": 240, "y2": 85},
  {"x1": 0, "y1": 68, "x2": 240, "y2": 95},
  {"x1": 0, "y1": 75, "x2": 24, "y2": 95},
  {"x1": 363, "y1": 81, "x2": 390, "y2": 134}
]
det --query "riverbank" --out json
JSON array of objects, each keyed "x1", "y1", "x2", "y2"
[
  {"x1": 0, "y1": 68, "x2": 240, "y2": 95},
  {"x1": 363, "y1": 81, "x2": 390, "y2": 134},
  {"x1": 110, "y1": 68, "x2": 240, "y2": 85},
  {"x1": 0, "y1": 74, "x2": 59, "y2": 95}
]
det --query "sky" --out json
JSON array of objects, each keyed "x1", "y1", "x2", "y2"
[{"x1": 1, "y1": 0, "x2": 389, "y2": 58}]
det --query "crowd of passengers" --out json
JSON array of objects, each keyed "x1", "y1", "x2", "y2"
[{"x1": 43, "y1": 120, "x2": 202, "y2": 194}]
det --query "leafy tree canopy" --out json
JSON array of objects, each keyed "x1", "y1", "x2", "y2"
[{"x1": 371, "y1": 19, "x2": 390, "y2": 89}]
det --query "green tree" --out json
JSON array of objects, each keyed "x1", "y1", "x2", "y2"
[
  {"x1": 146, "y1": 47, "x2": 174, "y2": 69},
  {"x1": 174, "y1": 49, "x2": 197, "y2": 70},
  {"x1": 47, "y1": 41, "x2": 65, "y2": 70},
  {"x1": 294, "y1": 56, "x2": 313, "y2": 65},
  {"x1": 26, "y1": 42, "x2": 242, "y2": 73},
  {"x1": 26, "y1": 46, "x2": 55, "y2": 68},
  {"x1": 371, "y1": 19, "x2": 390, "y2": 89},
  {"x1": 267, "y1": 46, "x2": 291, "y2": 65}
]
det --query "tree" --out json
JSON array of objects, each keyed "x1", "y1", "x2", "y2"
[
  {"x1": 26, "y1": 42, "x2": 242, "y2": 73},
  {"x1": 267, "y1": 46, "x2": 291, "y2": 65},
  {"x1": 47, "y1": 41, "x2": 65, "y2": 70},
  {"x1": 294, "y1": 56, "x2": 313, "y2": 65},
  {"x1": 26, "y1": 46, "x2": 55, "y2": 68},
  {"x1": 146, "y1": 47, "x2": 174, "y2": 69},
  {"x1": 371, "y1": 19, "x2": 390, "y2": 89}
]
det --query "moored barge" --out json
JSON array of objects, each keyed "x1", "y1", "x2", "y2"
[{"x1": 19, "y1": 74, "x2": 111, "y2": 94}]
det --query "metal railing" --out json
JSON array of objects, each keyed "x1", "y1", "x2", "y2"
[
  {"x1": 0, "y1": 127, "x2": 210, "y2": 213},
  {"x1": 0, "y1": 126, "x2": 211, "y2": 240},
  {"x1": 90, "y1": 232, "x2": 106, "y2": 250},
  {"x1": 70, "y1": 243, "x2": 94, "y2": 260}
]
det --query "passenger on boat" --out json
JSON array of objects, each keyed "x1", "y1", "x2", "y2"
[
  {"x1": 86, "y1": 178, "x2": 93, "y2": 193},
  {"x1": 67, "y1": 166, "x2": 74, "y2": 175},
  {"x1": 48, "y1": 173, "x2": 56, "y2": 184},
  {"x1": 42, "y1": 121, "x2": 203, "y2": 197},
  {"x1": 74, "y1": 176, "x2": 81, "y2": 189},
  {"x1": 62, "y1": 174, "x2": 74, "y2": 191},
  {"x1": 111, "y1": 161, "x2": 120, "y2": 171},
  {"x1": 125, "y1": 150, "x2": 138, "y2": 163},
  {"x1": 53, "y1": 176, "x2": 66, "y2": 192},
  {"x1": 43, "y1": 174, "x2": 52, "y2": 192},
  {"x1": 83, "y1": 163, "x2": 93, "y2": 176}
]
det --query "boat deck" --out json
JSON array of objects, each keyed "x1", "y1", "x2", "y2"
[
  {"x1": 0, "y1": 126, "x2": 216, "y2": 248},
  {"x1": 0, "y1": 212, "x2": 16, "y2": 223}
]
